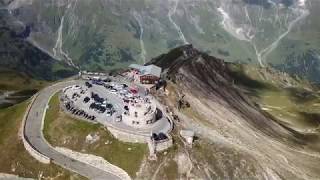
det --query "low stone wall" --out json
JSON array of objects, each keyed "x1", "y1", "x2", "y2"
[
  {"x1": 22, "y1": 136, "x2": 51, "y2": 164},
  {"x1": 21, "y1": 94, "x2": 50, "y2": 164},
  {"x1": 107, "y1": 126, "x2": 149, "y2": 143},
  {"x1": 154, "y1": 135, "x2": 173, "y2": 152}
]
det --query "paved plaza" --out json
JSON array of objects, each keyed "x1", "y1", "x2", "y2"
[{"x1": 62, "y1": 80, "x2": 172, "y2": 136}]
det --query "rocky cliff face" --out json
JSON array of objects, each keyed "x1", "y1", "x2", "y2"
[
  {"x1": 1, "y1": 0, "x2": 320, "y2": 82},
  {"x1": 152, "y1": 45, "x2": 320, "y2": 179}
]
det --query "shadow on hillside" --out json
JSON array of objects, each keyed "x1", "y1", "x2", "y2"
[
  {"x1": 0, "y1": 89, "x2": 38, "y2": 109},
  {"x1": 228, "y1": 70, "x2": 270, "y2": 90},
  {"x1": 298, "y1": 112, "x2": 320, "y2": 128}
]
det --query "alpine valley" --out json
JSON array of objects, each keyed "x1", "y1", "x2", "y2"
[{"x1": 1, "y1": 0, "x2": 319, "y2": 82}]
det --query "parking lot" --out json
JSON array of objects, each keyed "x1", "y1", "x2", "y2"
[{"x1": 61, "y1": 78, "x2": 172, "y2": 135}]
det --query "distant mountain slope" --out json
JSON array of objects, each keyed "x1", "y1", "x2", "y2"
[
  {"x1": 2, "y1": 0, "x2": 319, "y2": 82},
  {"x1": 0, "y1": 10, "x2": 76, "y2": 81},
  {"x1": 151, "y1": 45, "x2": 320, "y2": 179}
]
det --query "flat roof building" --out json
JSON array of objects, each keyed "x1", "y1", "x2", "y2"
[{"x1": 180, "y1": 130, "x2": 195, "y2": 145}]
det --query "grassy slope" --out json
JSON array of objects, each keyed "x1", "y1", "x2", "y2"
[
  {"x1": 44, "y1": 93, "x2": 148, "y2": 178},
  {"x1": 229, "y1": 63, "x2": 320, "y2": 132},
  {"x1": 0, "y1": 100, "x2": 85, "y2": 179},
  {"x1": 0, "y1": 69, "x2": 48, "y2": 91},
  {"x1": 0, "y1": 69, "x2": 51, "y2": 109}
]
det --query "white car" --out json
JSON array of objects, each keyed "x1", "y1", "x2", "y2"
[
  {"x1": 125, "y1": 93, "x2": 133, "y2": 98},
  {"x1": 116, "y1": 115, "x2": 122, "y2": 122},
  {"x1": 120, "y1": 90, "x2": 128, "y2": 94},
  {"x1": 110, "y1": 89, "x2": 117, "y2": 93},
  {"x1": 114, "y1": 85, "x2": 123, "y2": 90},
  {"x1": 106, "y1": 111, "x2": 112, "y2": 117}
]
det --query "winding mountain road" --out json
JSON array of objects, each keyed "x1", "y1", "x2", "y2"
[{"x1": 24, "y1": 80, "x2": 121, "y2": 180}]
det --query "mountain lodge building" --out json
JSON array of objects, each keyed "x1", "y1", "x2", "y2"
[{"x1": 129, "y1": 64, "x2": 162, "y2": 84}]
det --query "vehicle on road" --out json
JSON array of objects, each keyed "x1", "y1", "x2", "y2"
[
  {"x1": 85, "y1": 82, "x2": 92, "y2": 88},
  {"x1": 83, "y1": 97, "x2": 90, "y2": 103}
]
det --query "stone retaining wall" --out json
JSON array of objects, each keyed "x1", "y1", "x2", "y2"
[
  {"x1": 107, "y1": 126, "x2": 149, "y2": 143},
  {"x1": 108, "y1": 125, "x2": 173, "y2": 153},
  {"x1": 154, "y1": 135, "x2": 173, "y2": 152},
  {"x1": 22, "y1": 135, "x2": 51, "y2": 164}
]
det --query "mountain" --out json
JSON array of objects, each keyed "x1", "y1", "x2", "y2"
[
  {"x1": 146, "y1": 45, "x2": 320, "y2": 179},
  {"x1": 0, "y1": 9, "x2": 77, "y2": 81},
  {"x1": 1, "y1": 0, "x2": 319, "y2": 82}
]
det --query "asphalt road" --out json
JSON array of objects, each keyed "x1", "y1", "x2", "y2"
[{"x1": 24, "y1": 80, "x2": 121, "y2": 180}]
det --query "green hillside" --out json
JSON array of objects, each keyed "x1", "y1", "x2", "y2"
[
  {"x1": 230, "y1": 63, "x2": 320, "y2": 136},
  {"x1": 0, "y1": 28, "x2": 76, "y2": 80},
  {"x1": 0, "y1": 101, "x2": 85, "y2": 179}
]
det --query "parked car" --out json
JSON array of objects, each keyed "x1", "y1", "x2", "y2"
[
  {"x1": 120, "y1": 89, "x2": 128, "y2": 94},
  {"x1": 106, "y1": 103, "x2": 113, "y2": 109},
  {"x1": 103, "y1": 78, "x2": 112, "y2": 82},
  {"x1": 83, "y1": 97, "x2": 90, "y2": 103},
  {"x1": 110, "y1": 89, "x2": 117, "y2": 93},
  {"x1": 104, "y1": 84, "x2": 112, "y2": 89},
  {"x1": 116, "y1": 115, "x2": 122, "y2": 122},
  {"x1": 106, "y1": 111, "x2": 112, "y2": 117}
]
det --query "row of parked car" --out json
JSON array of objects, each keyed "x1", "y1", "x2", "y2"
[
  {"x1": 91, "y1": 92, "x2": 105, "y2": 104},
  {"x1": 64, "y1": 101, "x2": 96, "y2": 121},
  {"x1": 72, "y1": 93, "x2": 81, "y2": 100},
  {"x1": 85, "y1": 82, "x2": 93, "y2": 88},
  {"x1": 89, "y1": 102, "x2": 115, "y2": 116},
  {"x1": 89, "y1": 102, "x2": 107, "y2": 113}
]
